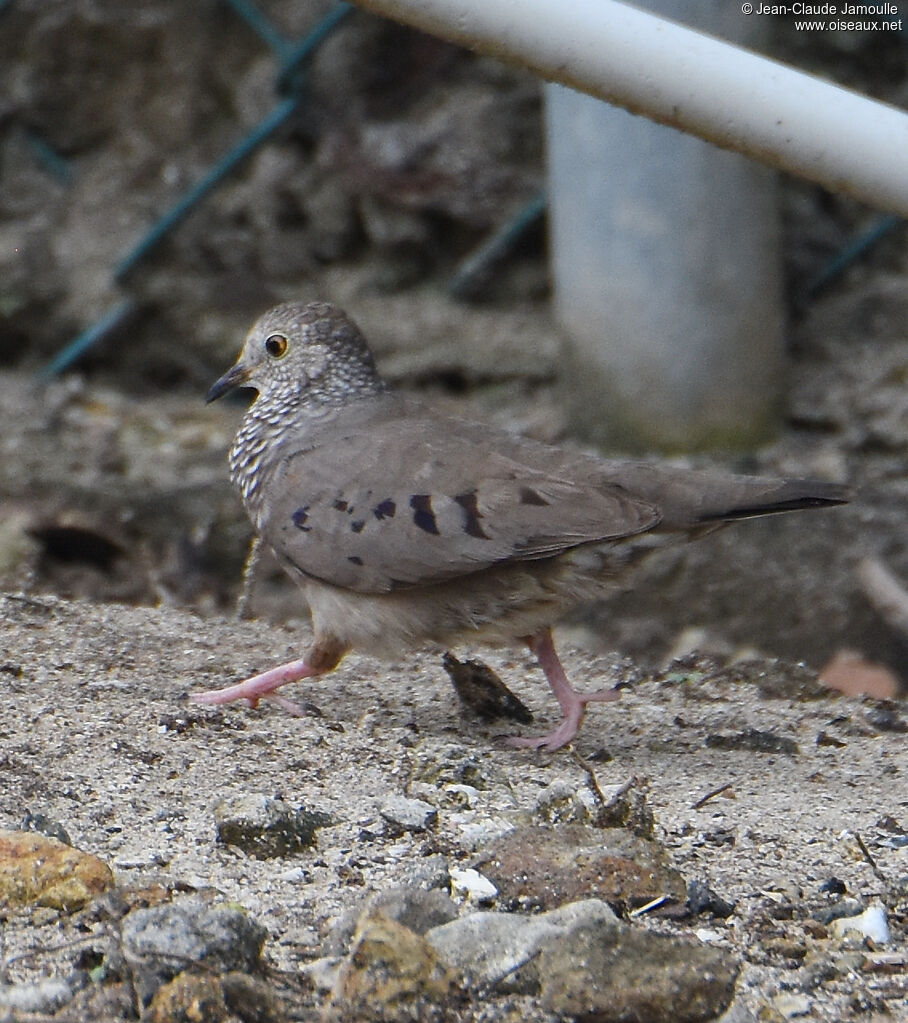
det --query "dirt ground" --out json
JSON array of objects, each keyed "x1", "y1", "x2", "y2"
[{"x1": 1, "y1": 594, "x2": 906, "y2": 1021}]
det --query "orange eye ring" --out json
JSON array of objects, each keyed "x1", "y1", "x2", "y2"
[{"x1": 264, "y1": 334, "x2": 288, "y2": 358}]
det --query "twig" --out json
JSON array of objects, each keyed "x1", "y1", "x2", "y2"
[
  {"x1": 691, "y1": 781, "x2": 735, "y2": 810},
  {"x1": 236, "y1": 533, "x2": 263, "y2": 619},
  {"x1": 570, "y1": 749, "x2": 608, "y2": 806},
  {"x1": 854, "y1": 830, "x2": 888, "y2": 885}
]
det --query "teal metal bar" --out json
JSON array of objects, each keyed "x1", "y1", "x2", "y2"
[
  {"x1": 37, "y1": 298, "x2": 138, "y2": 381},
  {"x1": 114, "y1": 95, "x2": 300, "y2": 282},
  {"x1": 223, "y1": 0, "x2": 291, "y2": 58},
  {"x1": 276, "y1": 2, "x2": 353, "y2": 93},
  {"x1": 805, "y1": 214, "x2": 902, "y2": 299},
  {"x1": 449, "y1": 190, "x2": 546, "y2": 297}
]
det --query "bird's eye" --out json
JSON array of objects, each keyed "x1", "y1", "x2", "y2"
[{"x1": 264, "y1": 334, "x2": 288, "y2": 358}]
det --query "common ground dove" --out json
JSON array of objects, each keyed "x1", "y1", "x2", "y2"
[{"x1": 193, "y1": 301, "x2": 847, "y2": 750}]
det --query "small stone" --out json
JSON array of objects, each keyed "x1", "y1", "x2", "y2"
[
  {"x1": 0, "y1": 828, "x2": 114, "y2": 912},
  {"x1": 331, "y1": 913, "x2": 457, "y2": 1023},
  {"x1": 121, "y1": 898, "x2": 268, "y2": 1006},
  {"x1": 449, "y1": 866, "x2": 498, "y2": 904},
  {"x1": 538, "y1": 920, "x2": 740, "y2": 1023},
  {"x1": 427, "y1": 898, "x2": 619, "y2": 993},
  {"x1": 688, "y1": 879, "x2": 736, "y2": 918},
  {"x1": 0, "y1": 978, "x2": 76, "y2": 1015},
  {"x1": 146, "y1": 973, "x2": 229, "y2": 1023},
  {"x1": 327, "y1": 886, "x2": 460, "y2": 957},
  {"x1": 379, "y1": 794, "x2": 438, "y2": 834},
  {"x1": 534, "y1": 778, "x2": 596, "y2": 825},
  {"x1": 480, "y1": 824, "x2": 686, "y2": 912},
  {"x1": 773, "y1": 992, "x2": 812, "y2": 1018},
  {"x1": 830, "y1": 903, "x2": 890, "y2": 944},
  {"x1": 214, "y1": 793, "x2": 331, "y2": 858}
]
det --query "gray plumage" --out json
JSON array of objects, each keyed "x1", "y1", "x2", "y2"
[{"x1": 195, "y1": 301, "x2": 848, "y2": 749}]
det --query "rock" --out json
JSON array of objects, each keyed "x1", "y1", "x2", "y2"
[
  {"x1": 0, "y1": 828, "x2": 114, "y2": 912},
  {"x1": 479, "y1": 824, "x2": 687, "y2": 912},
  {"x1": 146, "y1": 973, "x2": 230, "y2": 1023},
  {"x1": 0, "y1": 978, "x2": 76, "y2": 1015},
  {"x1": 330, "y1": 913, "x2": 458, "y2": 1022},
  {"x1": 427, "y1": 898, "x2": 619, "y2": 993},
  {"x1": 222, "y1": 971, "x2": 287, "y2": 1023},
  {"x1": 829, "y1": 903, "x2": 890, "y2": 944},
  {"x1": 538, "y1": 921, "x2": 740, "y2": 1023},
  {"x1": 379, "y1": 794, "x2": 438, "y2": 834},
  {"x1": 449, "y1": 867, "x2": 498, "y2": 904},
  {"x1": 214, "y1": 793, "x2": 331, "y2": 858},
  {"x1": 326, "y1": 886, "x2": 460, "y2": 957},
  {"x1": 534, "y1": 778, "x2": 598, "y2": 825},
  {"x1": 121, "y1": 898, "x2": 268, "y2": 1007},
  {"x1": 688, "y1": 879, "x2": 736, "y2": 919},
  {"x1": 773, "y1": 992, "x2": 812, "y2": 1018},
  {"x1": 20, "y1": 810, "x2": 72, "y2": 846}
]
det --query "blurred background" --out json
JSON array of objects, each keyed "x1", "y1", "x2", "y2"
[{"x1": 0, "y1": 0, "x2": 906, "y2": 693}]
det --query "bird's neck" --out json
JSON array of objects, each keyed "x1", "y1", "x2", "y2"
[{"x1": 228, "y1": 383, "x2": 386, "y2": 523}]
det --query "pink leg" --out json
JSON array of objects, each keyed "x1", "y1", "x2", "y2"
[
  {"x1": 506, "y1": 628, "x2": 619, "y2": 751},
  {"x1": 189, "y1": 657, "x2": 319, "y2": 714}
]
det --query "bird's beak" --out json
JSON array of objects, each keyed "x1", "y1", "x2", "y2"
[{"x1": 206, "y1": 360, "x2": 250, "y2": 404}]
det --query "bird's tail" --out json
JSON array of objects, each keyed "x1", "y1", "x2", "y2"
[{"x1": 695, "y1": 478, "x2": 850, "y2": 524}]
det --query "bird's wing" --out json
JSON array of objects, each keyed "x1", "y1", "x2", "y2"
[{"x1": 258, "y1": 404, "x2": 661, "y2": 594}]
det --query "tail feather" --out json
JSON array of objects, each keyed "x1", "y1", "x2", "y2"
[{"x1": 696, "y1": 480, "x2": 850, "y2": 524}]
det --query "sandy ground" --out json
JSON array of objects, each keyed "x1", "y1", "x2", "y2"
[{"x1": 1, "y1": 593, "x2": 905, "y2": 1020}]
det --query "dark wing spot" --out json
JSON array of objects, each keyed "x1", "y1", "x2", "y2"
[
  {"x1": 454, "y1": 490, "x2": 490, "y2": 540},
  {"x1": 351, "y1": 519, "x2": 365, "y2": 533},
  {"x1": 332, "y1": 498, "x2": 349, "y2": 512},
  {"x1": 409, "y1": 494, "x2": 440, "y2": 535},
  {"x1": 348, "y1": 555, "x2": 363, "y2": 566},
  {"x1": 519, "y1": 486, "x2": 550, "y2": 506},
  {"x1": 292, "y1": 506, "x2": 311, "y2": 532},
  {"x1": 373, "y1": 498, "x2": 397, "y2": 520}
]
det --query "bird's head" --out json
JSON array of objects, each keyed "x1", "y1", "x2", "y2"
[{"x1": 206, "y1": 301, "x2": 385, "y2": 407}]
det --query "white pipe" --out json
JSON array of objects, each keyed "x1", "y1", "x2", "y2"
[{"x1": 352, "y1": 0, "x2": 908, "y2": 216}]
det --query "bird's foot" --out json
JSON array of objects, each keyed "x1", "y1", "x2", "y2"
[
  {"x1": 189, "y1": 657, "x2": 316, "y2": 711},
  {"x1": 505, "y1": 628, "x2": 620, "y2": 751},
  {"x1": 504, "y1": 686, "x2": 619, "y2": 751}
]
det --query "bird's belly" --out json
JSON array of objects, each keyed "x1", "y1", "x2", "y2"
[{"x1": 297, "y1": 548, "x2": 644, "y2": 657}]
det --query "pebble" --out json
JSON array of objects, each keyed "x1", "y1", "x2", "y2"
[
  {"x1": 0, "y1": 978, "x2": 76, "y2": 1015},
  {"x1": 121, "y1": 897, "x2": 268, "y2": 1006},
  {"x1": 379, "y1": 794, "x2": 438, "y2": 833},
  {"x1": 426, "y1": 898, "x2": 619, "y2": 992},
  {"x1": 449, "y1": 866, "x2": 498, "y2": 904},
  {"x1": 773, "y1": 992, "x2": 813, "y2": 1018},
  {"x1": 330, "y1": 912, "x2": 457, "y2": 1023},
  {"x1": 538, "y1": 915, "x2": 740, "y2": 1022},
  {"x1": 480, "y1": 823, "x2": 686, "y2": 911},
  {"x1": 0, "y1": 828, "x2": 114, "y2": 912},
  {"x1": 830, "y1": 902, "x2": 890, "y2": 944},
  {"x1": 213, "y1": 793, "x2": 331, "y2": 858}
]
